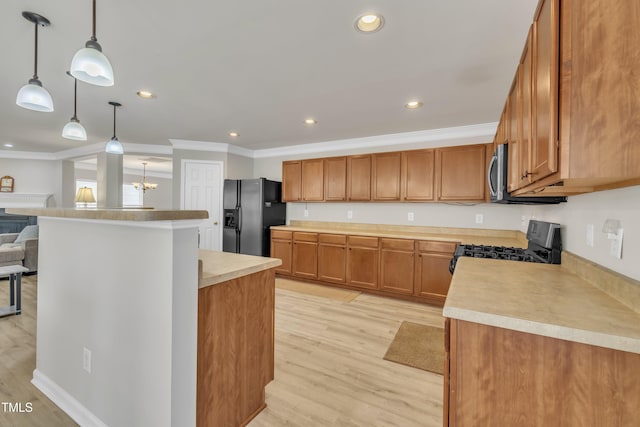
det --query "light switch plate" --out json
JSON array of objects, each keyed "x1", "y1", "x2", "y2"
[
  {"x1": 475, "y1": 214, "x2": 484, "y2": 224},
  {"x1": 408, "y1": 212, "x2": 414, "y2": 222},
  {"x1": 347, "y1": 210, "x2": 353, "y2": 219},
  {"x1": 303, "y1": 209, "x2": 309, "y2": 217},
  {"x1": 586, "y1": 224, "x2": 594, "y2": 247}
]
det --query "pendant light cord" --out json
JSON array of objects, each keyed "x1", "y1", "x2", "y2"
[
  {"x1": 112, "y1": 103, "x2": 117, "y2": 139},
  {"x1": 92, "y1": 0, "x2": 97, "y2": 41},
  {"x1": 73, "y1": 79, "x2": 78, "y2": 120},
  {"x1": 33, "y1": 22, "x2": 39, "y2": 80}
]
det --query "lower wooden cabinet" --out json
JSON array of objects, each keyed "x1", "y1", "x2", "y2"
[
  {"x1": 379, "y1": 238, "x2": 415, "y2": 295},
  {"x1": 444, "y1": 319, "x2": 640, "y2": 427},
  {"x1": 270, "y1": 230, "x2": 292, "y2": 275},
  {"x1": 271, "y1": 230, "x2": 458, "y2": 305},
  {"x1": 292, "y1": 232, "x2": 318, "y2": 279},
  {"x1": 414, "y1": 241, "x2": 457, "y2": 305},
  {"x1": 346, "y1": 236, "x2": 379, "y2": 289},
  {"x1": 317, "y1": 234, "x2": 347, "y2": 284}
]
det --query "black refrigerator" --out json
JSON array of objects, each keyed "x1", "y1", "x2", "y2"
[{"x1": 223, "y1": 178, "x2": 286, "y2": 257}]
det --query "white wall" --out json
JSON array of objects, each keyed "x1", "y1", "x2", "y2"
[
  {"x1": 34, "y1": 217, "x2": 199, "y2": 427},
  {"x1": 523, "y1": 185, "x2": 640, "y2": 281},
  {"x1": 0, "y1": 159, "x2": 62, "y2": 206}
]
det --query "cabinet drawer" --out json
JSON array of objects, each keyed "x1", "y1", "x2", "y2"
[
  {"x1": 319, "y1": 233, "x2": 347, "y2": 245},
  {"x1": 271, "y1": 230, "x2": 292, "y2": 240},
  {"x1": 347, "y1": 236, "x2": 379, "y2": 248},
  {"x1": 380, "y1": 238, "x2": 414, "y2": 251},
  {"x1": 417, "y1": 240, "x2": 458, "y2": 254},
  {"x1": 293, "y1": 232, "x2": 318, "y2": 242}
]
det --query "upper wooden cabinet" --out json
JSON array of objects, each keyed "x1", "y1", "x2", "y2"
[
  {"x1": 402, "y1": 149, "x2": 435, "y2": 201},
  {"x1": 282, "y1": 161, "x2": 301, "y2": 202},
  {"x1": 324, "y1": 157, "x2": 347, "y2": 201},
  {"x1": 347, "y1": 155, "x2": 372, "y2": 201},
  {"x1": 501, "y1": 0, "x2": 640, "y2": 197},
  {"x1": 301, "y1": 159, "x2": 324, "y2": 201},
  {"x1": 372, "y1": 152, "x2": 402, "y2": 201},
  {"x1": 436, "y1": 145, "x2": 487, "y2": 202},
  {"x1": 281, "y1": 144, "x2": 488, "y2": 203}
]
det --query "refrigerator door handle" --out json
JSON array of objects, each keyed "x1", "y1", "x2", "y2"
[{"x1": 237, "y1": 207, "x2": 242, "y2": 232}]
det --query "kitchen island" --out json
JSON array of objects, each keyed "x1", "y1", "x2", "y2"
[
  {"x1": 443, "y1": 255, "x2": 640, "y2": 426},
  {"x1": 6, "y1": 208, "x2": 280, "y2": 427}
]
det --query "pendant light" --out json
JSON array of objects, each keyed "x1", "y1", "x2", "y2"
[
  {"x1": 62, "y1": 72, "x2": 88, "y2": 140},
  {"x1": 70, "y1": 0, "x2": 114, "y2": 86},
  {"x1": 105, "y1": 101, "x2": 124, "y2": 154},
  {"x1": 133, "y1": 162, "x2": 158, "y2": 193},
  {"x1": 16, "y1": 12, "x2": 54, "y2": 112}
]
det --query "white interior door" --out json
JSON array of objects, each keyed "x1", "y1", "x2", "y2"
[{"x1": 181, "y1": 160, "x2": 223, "y2": 250}]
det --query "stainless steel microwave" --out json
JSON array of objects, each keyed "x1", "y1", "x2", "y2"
[{"x1": 488, "y1": 144, "x2": 566, "y2": 204}]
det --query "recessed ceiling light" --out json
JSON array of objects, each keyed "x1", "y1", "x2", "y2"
[
  {"x1": 304, "y1": 118, "x2": 317, "y2": 125},
  {"x1": 405, "y1": 100, "x2": 423, "y2": 109},
  {"x1": 136, "y1": 90, "x2": 155, "y2": 99},
  {"x1": 229, "y1": 132, "x2": 239, "y2": 137},
  {"x1": 355, "y1": 14, "x2": 384, "y2": 33},
  {"x1": 4, "y1": 144, "x2": 14, "y2": 148}
]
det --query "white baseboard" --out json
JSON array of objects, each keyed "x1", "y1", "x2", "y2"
[{"x1": 31, "y1": 369, "x2": 108, "y2": 427}]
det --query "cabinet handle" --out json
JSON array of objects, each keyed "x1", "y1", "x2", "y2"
[{"x1": 521, "y1": 170, "x2": 535, "y2": 179}]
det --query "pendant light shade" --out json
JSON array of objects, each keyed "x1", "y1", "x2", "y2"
[
  {"x1": 62, "y1": 120, "x2": 88, "y2": 141},
  {"x1": 16, "y1": 80, "x2": 54, "y2": 112},
  {"x1": 70, "y1": 0, "x2": 114, "y2": 87},
  {"x1": 16, "y1": 12, "x2": 54, "y2": 112},
  {"x1": 105, "y1": 101, "x2": 124, "y2": 154},
  {"x1": 62, "y1": 72, "x2": 87, "y2": 140}
]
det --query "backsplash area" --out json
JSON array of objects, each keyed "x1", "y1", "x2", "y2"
[
  {"x1": 286, "y1": 184, "x2": 640, "y2": 282},
  {"x1": 523, "y1": 185, "x2": 640, "y2": 282}
]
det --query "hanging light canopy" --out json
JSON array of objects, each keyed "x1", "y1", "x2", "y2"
[
  {"x1": 62, "y1": 72, "x2": 87, "y2": 140},
  {"x1": 133, "y1": 162, "x2": 158, "y2": 193},
  {"x1": 105, "y1": 101, "x2": 124, "y2": 154},
  {"x1": 70, "y1": 0, "x2": 114, "y2": 87},
  {"x1": 16, "y1": 12, "x2": 54, "y2": 112}
]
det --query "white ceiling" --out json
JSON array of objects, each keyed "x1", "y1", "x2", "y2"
[{"x1": 1, "y1": 0, "x2": 538, "y2": 156}]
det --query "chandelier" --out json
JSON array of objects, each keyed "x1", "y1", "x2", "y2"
[{"x1": 132, "y1": 162, "x2": 158, "y2": 193}]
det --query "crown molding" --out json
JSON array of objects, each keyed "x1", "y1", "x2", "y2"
[
  {"x1": 169, "y1": 139, "x2": 254, "y2": 158},
  {"x1": 251, "y1": 122, "x2": 498, "y2": 158},
  {"x1": 0, "y1": 122, "x2": 498, "y2": 162}
]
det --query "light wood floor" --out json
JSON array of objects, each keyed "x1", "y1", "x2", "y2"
[
  {"x1": 250, "y1": 280, "x2": 445, "y2": 426},
  {"x1": 0, "y1": 275, "x2": 77, "y2": 427},
  {"x1": 0, "y1": 276, "x2": 444, "y2": 427}
]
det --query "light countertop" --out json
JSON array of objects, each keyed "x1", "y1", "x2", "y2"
[
  {"x1": 272, "y1": 223, "x2": 526, "y2": 247},
  {"x1": 443, "y1": 257, "x2": 640, "y2": 354},
  {"x1": 6, "y1": 207, "x2": 208, "y2": 221},
  {"x1": 198, "y1": 250, "x2": 281, "y2": 288}
]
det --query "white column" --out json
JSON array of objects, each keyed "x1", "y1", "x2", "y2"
[{"x1": 97, "y1": 152, "x2": 123, "y2": 208}]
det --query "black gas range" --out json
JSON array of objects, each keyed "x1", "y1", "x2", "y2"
[{"x1": 449, "y1": 220, "x2": 562, "y2": 274}]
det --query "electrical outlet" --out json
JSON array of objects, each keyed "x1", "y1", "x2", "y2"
[
  {"x1": 347, "y1": 210, "x2": 353, "y2": 219},
  {"x1": 83, "y1": 347, "x2": 92, "y2": 373},
  {"x1": 610, "y1": 229, "x2": 623, "y2": 259},
  {"x1": 303, "y1": 209, "x2": 309, "y2": 217},
  {"x1": 408, "y1": 212, "x2": 414, "y2": 222},
  {"x1": 475, "y1": 214, "x2": 484, "y2": 224},
  {"x1": 586, "y1": 224, "x2": 594, "y2": 247}
]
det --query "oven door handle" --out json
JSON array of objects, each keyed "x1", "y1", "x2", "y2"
[{"x1": 487, "y1": 154, "x2": 498, "y2": 198}]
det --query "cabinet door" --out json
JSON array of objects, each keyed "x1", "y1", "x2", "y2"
[
  {"x1": 402, "y1": 149, "x2": 435, "y2": 201},
  {"x1": 530, "y1": 0, "x2": 559, "y2": 180},
  {"x1": 271, "y1": 239, "x2": 292, "y2": 275},
  {"x1": 301, "y1": 159, "x2": 324, "y2": 201},
  {"x1": 346, "y1": 236, "x2": 379, "y2": 289},
  {"x1": 517, "y1": 29, "x2": 534, "y2": 189},
  {"x1": 379, "y1": 239, "x2": 415, "y2": 295},
  {"x1": 324, "y1": 157, "x2": 347, "y2": 201},
  {"x1": 414, "y1": 241, "x2": 457, "y2": 305},
  {"x1": 506, "y1": 77, "x2": 521, "y2": 193},
  {"x1": 282, "y1": 161, "x2": 301, "y2": 202},
  {"x1": 436, "y1": 145, "x2": 486, "y2": 201},
  {"x1": 347, "y1": 155, "x2": 372, "y2": 201},
  {"x1": 292, "y1": 240, "x2": 317, "y2": 279},
  {"x1": 372, "y1": 152, "x2": 401, "y2": 201},
  {"x1": 318, "y1": 244, "x2": 346, "y2": 284}
]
